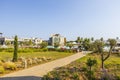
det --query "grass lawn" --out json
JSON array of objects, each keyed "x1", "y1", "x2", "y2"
[
  {"x1": 43, "y1": 53, "x2": 120, "y2": 80},
  {"x1": 0, "y1": 50, "x2": 74, "y2": 76},
  {"x1": 0, "y1": 51, "x2": 73, "y2": 61}
]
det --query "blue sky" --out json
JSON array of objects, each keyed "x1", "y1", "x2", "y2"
[{"x1": 0, "y1": 0, "x2": 120, "y2": 40}]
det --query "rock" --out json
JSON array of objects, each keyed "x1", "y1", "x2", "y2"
[
  {"x1": 18, "y1": 57, "x2": 25, "y2": 62},
  {"x1": 15, "y1": 62, "x2": 23, "y2": 68},
  {"x1": 32, "y1": 58, "x2": 38, "y2": 64},
  {"x1": 42, "y1": 57, "x2": 47, "y2": 61},
  {"x1": 27, "y1": 58, "x2": 32, "y2": 65},
  {"x1": 47, "y1": 57, "x2": 52, "y2": 60}
]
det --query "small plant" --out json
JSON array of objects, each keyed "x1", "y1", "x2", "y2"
[
  {"x1": 86, "y1": 58, "x2": 97, "y2": 71},
  {"x1": 73, "y1": 73, "x2": 80, "y2": 80},
  {"x1": 3, "y1": 62, "x2": 17, "y2": 70},
  {"x1": 42, "y1": 72, "x2": 53, "y2": 80},
  {"x1": 86, "y1": 58, "x2": 97, "y2": 80}
]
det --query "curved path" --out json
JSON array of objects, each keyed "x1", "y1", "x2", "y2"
[{"x1": 0, "y1": 51, "x2": 88, "y2": 80}]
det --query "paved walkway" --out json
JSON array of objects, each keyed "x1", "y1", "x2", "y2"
[{"x1": 0, "y1": 52, "x2": 88, "y2": 80}]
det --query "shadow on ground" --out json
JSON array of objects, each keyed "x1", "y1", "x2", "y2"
[{"x1": 0, "y1": 76, "x2": 42, "y2": 80}]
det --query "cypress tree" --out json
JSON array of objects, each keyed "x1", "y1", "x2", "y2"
[{"x1": 13, "y1": 35, "x2": 18, "y2": 62}]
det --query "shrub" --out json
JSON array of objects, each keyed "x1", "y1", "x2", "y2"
[
  {"x1": 42, "y1": 48, "x2": 48, "y2": 52},
  {"x1": 3, "y1": 62, "x2": 17, "y2": 70},
  {"x1": 115, "y1": 75, "x2": 120, "y2": 80},
  {"x1": 42, "y1": 72, "x2": 53, "y2": 80},
  {"x1": 73, "y1": 73, "x2": 80, "y2": 80},
  {"x1": 0, "y1": 61, "x2": 3, "y2": 66},
  {"x1": 0, "y1": 66, "x2": 5, "y2": 74},
  {"x1": 6, "y1": 48, "x2": 14, "y2": 52}
]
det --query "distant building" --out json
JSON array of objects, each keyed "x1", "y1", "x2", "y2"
[
  {"x1": 0, "y1": 33, "x2": 4, "y2": 45},
  {"x1": 49, "y1": 34, "x2": 66, "y2": 47},
  {"x1": 0, "y1": 33, "x2": 43, "y2": 47},
  {"x1": 104, "y1": 38, "x2": 120, "y2": 52},
  {"x1": 32, "y1": 38, "x2": 43, "y2": 45}
]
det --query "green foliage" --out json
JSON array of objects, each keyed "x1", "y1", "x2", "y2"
[
  {"x1": 91, "y1": 37, "x2": 94, "y2": 41},
  {"x1": 83, "y1": 38, "x2": 91, "y2": 50},
  {"x1": 100, "y1": 37, "x2": 104, "y2": 41},
  {"x1": 86, "y1": 71, "x2": 95, "y2": 80},
  {"x1": 115, "y1": 75, "x2": 120, "y2": 80},
  {"x1": 108, "y1": 39, "x2": 117, "y2": 48},
  {"x1": 66, "y1": 41, "x2": 73, "y2": 49},
  {"x1": 0, "y1": 66, "x2": 5, "y2": 74},
  {"x1": 73, "y1": 73, "x2": 80, "y2": 80},
  {"x1": 93, "y1": 40, "x2": 104, "y2": 53},
  {"x1": 42, "y1": 53, "x2": 120, "y2": 80},
  {"x1": 13, "y1": 35, "x2": 18, "y2": 62},
  {"x1": 86, "y1": 58, "x2": 97, "y2": 71},
  {"x1": 54, "y1": 42, "x2": 59, "y2": 48},
  {"x1": 76, "y1": 37, "x2": 83, "y2": 43},
  {"x1": 42, "y1": 48, "x2": 48, "y2": 52},
  {"x1": 40, "y1": 42, "x2": 48, "y2": 48},
  {"x1": 0, "y1": 61, "x2": 3, "y2": 66},
  {"x1": 3, "y1": 62, "x2": 17, "y2": 70}
]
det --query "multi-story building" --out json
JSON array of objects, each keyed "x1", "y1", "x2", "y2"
[
  {"x1": 49, "y1": 34, "x2": 66, "y2": 47},
  {"x1": 0, "y1": 33, "x2": 43, "y2": 47},
  {"x1": 32, "y1": 37, "x2": 43, "y2": 45}
]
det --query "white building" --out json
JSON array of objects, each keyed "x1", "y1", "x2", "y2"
[{"x1": 49, "y1": 34, "x2": 66, "y2": 47}]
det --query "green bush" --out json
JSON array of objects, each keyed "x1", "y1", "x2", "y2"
[
  {"x1": 18, "y1": 48, "x2": 33, "y2": 53},
  {"x1": 3, "y1": 62, "x2": 17, "y2": 70},
  {"x1": 42, "y1": 48, "x2": 48, "y2": 52},
  {"x1": 73, "y1": 73, "x2": 80, "y2": 80},
  {"x1": 42, "y1": 72, "x2": 53, "y2": 80},
  {"x1": 115, "y1": 75, "x2": 120, "y2": 80},
  {"x1": 0, "y1": 61, "x2": 3, "y2": 66},
  {"x1": 6, "y1": 48, "x2": 14, "y2": 52},
  {"x1": 0, "y1": 66, "x2": 5, "y2": 74}
]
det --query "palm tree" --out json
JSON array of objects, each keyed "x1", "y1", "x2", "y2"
[
  {"x1": 76, "y1": 37, "x2": 80, "y2": 43},
  {"x1": 91, "y1": 37, "x2": 94, "y2": 42},
  {"x1": 83, "y1": 38, "x2": 90, "y2": 50},
  {"x1": 100, "y1": 37, "x2": 104, "y2": 41}
]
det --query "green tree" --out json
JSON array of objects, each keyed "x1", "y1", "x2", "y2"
[
  {"x1": 66, "y1": 41, "x2": 73, "y2": 49},
  {"x1": 13, "y1": 35, "x2": 18, "y2": 62},
  {"x1": 100, "y1": 37, "x2": 104, "y2": 41},
  {"x1": 91, "y1": 37, "x2": 94, "y2": 42},
  {"x1": 54, "y1": 42, "x2": 59, "y2": 48},
  {"x1": 86, "y1": 58, "x2": 97, "y2": 71},
  {"x1": 86, "y1": 58, "x2": 97, "y2": 80},
  {"x1": 93, "y1": 40, "x2": 104, "y2": 53},
  {"x1": 76, "y1": 37, "x2": 82, "y2": 50},
  {"x1": 40, "y1": 41, "x2": 48, "y2": 48},
  {"x1": 94, "y1": 39, "x2": 116, "y2": 69},
  {"x1": 83, "y1": 38, "x2": 90, "y2": 50},
  {"x1": 76, "y1": 37, "x2": 80, "y2": 43},
  {"x1": 28, "y1": 39, "x2": 33, "y2": 46}
]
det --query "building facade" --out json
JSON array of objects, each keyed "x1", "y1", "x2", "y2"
[
  {"x1": 0, "y1": 36, "x2": 43, "y2": 47},
  {"x1": 49, "y1": 34, "x2": 66, "y2": 47}
]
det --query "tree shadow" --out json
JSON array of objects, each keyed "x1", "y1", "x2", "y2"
[{"x1": 0, "y1": 76, "x2": 42, "y2": 80}]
